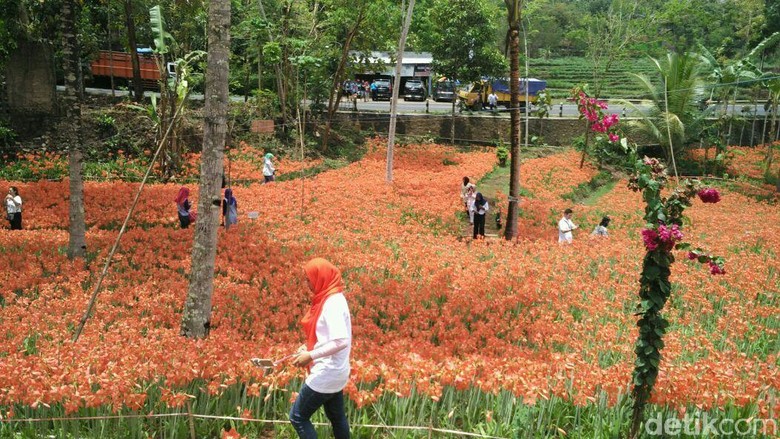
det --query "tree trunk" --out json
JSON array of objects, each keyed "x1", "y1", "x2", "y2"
[
  {"x1": 322, "y1": 10, "x2": 365, "y2": 152},
  {"x1": 124, "y1": 0, "x2": 144, "y2": 102},
  {"x1": 450, "y1": 98, "x2": 456, "y2": 145},
  {"x1": 61, "y1": 0, "x2": 86, "y2": 260},
  {"x1": 504, "y1": 5, "x2": 522, "y2": 241},
  {"x1": 257, "y1": 0, "x2": 287, "y2": 126},
  {"x1": 180, "y1": 0, "x2": 230, "y2": 339},
  {"x1": 386, "y1": 0, "x2": 415, "y2": 183}
]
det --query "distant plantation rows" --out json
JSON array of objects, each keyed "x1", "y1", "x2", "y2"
[
  {"x1": 529, "y1": 56, "x2": 780, "y2": 101},
  {"x1": 528, "y1": 57, "x2": 659, "y2": 99}
]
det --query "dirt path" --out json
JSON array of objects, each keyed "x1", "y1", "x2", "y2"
[{"x1": 459, "y1": 146, "x2": 567, "y2": 239}]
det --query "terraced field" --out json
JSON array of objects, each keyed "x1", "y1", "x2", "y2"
[{"x1": 528, "y1": 57, "x2": 658, "y2": 99}]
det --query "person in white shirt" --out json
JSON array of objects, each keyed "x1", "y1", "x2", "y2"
[
  {"x1": 472, "y1": 192, "x2": 489, "y2": 239},
  {"x1": 263, "y1": 153, "x2": 276, "y2": 183},
  {"x1": 465, "y1": 185, "x2": 477, "y2": 225},
  {"x1": 5, "y1": 186, "x2": 22, "y2": 230},
  {"x1": 487, "y1": 92, "x2": 498, "y2": 111},
  {"x1": 460, "y1": 176, "x2": 474, "y2": 213},
  {"x1": 558, "y1": 208, "x2": 578, "y2": 243},
  {"x1": 591, "y1": 216, "x2": 610, "y2": 237},
  {"x1": 290, "y1": 258, "x2": 352, "y2": 439}
]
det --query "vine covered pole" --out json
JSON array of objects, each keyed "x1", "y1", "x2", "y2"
[{"x1": 627, "y1": 157, "x2": 725, "y2": 438}]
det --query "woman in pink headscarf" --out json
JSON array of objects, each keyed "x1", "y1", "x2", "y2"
[{"x1": 173, "y1": 187, "x2": 196, "y2": 228}]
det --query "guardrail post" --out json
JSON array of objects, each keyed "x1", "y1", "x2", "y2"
[{"x1": 559, "y1": 103, "x2": 563, "y2": 117}]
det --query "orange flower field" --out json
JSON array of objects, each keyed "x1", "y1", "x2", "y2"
[{"x1": 1, "y1": 140, "x2": 778, "y2": 424}]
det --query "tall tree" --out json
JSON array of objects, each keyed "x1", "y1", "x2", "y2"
[
  {"x1": 123, "y1": 0, "x2": 144, "y2": 102},
  {"x1": 61, "y1": 0, "x2": 87, "y2": 259},
  {"x1": 321, "y1": 0, "x2": 368, "y2": 152},
  {"x1": 180, "y1": 0, "x2": 230, "y2": 339},
  {"x1": 579, "y1": 0, "x2": 652, "y2": 168},
  {"x1": 386, "y1": 0, "x2": 415, "y2": 182},
  {"x1": 504, "y1": 0, "x2": 522, "y2": 240},
  {"x1": 427, "y1": 0, "x2": 506, "y2": 144}
]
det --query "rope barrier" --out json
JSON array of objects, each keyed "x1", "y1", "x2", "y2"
[{"x1": 0, "y1": 412, "x2": 511, "y2": 439}]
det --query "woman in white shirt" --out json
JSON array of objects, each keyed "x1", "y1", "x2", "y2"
[
  {"x1": 290, "y1": 258, "x2": 352, "y2": 439},
  {"x1": 5, "y1": 186, "x2": 22, "y2": 230},
  {"x1": 263, "y1": 153, "x2": 276, "y2": 183},
  {"x1": 465, "y1": 185, "x2": 477, "y2": 225}
]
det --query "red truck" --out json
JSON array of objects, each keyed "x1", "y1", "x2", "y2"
[{"x1": 90, "y1": 50, "x2": 174, "y2": 89}]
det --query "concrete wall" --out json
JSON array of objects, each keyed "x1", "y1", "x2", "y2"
[
  {"x1": 335, "y1": 112, "x2": 774, "y2": 147},
  {"x1": 4, "y1": 41, "x2": 58, "y2": 136}
]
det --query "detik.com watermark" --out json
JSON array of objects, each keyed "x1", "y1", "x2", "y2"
[{"x1": 644, "y1": 412, "x2": 777, "y2": 436}]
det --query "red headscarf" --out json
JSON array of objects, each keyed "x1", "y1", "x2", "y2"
[
  {"x1": 174, "y1": 187, "x2": 190, "y2": 205},
  {"x1": 300, "y1": 258, "x2": 345, "y2": 350}
]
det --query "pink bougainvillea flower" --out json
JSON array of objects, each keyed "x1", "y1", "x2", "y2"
[
  {"x1": 697, "y1": 188, "x2": 721, "y2": 204},
  {"x1": 608, "y1": 133, "x2": 620, "y2": 143},
  {"x1": 603, "y1": 114, "x2": 619, "y2": 129},
  {"x1": 641, "y1": 228, "x2": 659, "y2": 251},
  {"x1": 708, "y1": 261, "x2": 726, "y2": 275}
]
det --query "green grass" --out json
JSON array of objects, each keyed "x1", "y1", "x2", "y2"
[{"x1": 4, "y1": 382, "x2": 777, "y2": 438}]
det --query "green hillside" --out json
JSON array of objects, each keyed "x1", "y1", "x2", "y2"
[{"x1": 527, "y1": 57, "x2": 659, "y2": 99}]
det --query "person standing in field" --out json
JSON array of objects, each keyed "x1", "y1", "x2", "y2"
[
  {"x1": 558, "y1": 208, "x2": 578, "y2": 243},
  {"x1": 290, "y1": 257, "x2": 352, "y2": 439},
  {"x1": 222, "y1": 188, "x2": 238, "y2": 230},
  {"x1": 473, "y1": 192, "x2": 489, "y2": 239},
  {"x1": 5, "y1": 186, "x2": 22, "y2": 230},
  {"x1": 263, "y1": 153, "x2": 276, "y2": 183},
  {"x1": 465, "y1": 185, "x2": 477, "y2": 225},
  {"x1": 174, "y1": 186, "x2": 196, "y2": 229},
  {"x1": 460, "y1": 177, "x2": 475, "y2": 213}
]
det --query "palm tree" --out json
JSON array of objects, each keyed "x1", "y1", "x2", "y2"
[
  {"x1": 698, "y1": 47, "x2": 761, "y2": 150},
  {"x1": 626, "y1": 52, "x2": 705, "y2": 169},
  {"x1": 762, "y1": 74, "x2": 780, "y2": 188}
]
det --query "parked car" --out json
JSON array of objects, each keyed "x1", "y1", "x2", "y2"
[
  {"x1": 432, "y1": 80, "x2": 456, "y2": 102},
  {"x1": 371, "y1": 79, "x2": 392, "y2": 101},
  {"x1": 403, "y1": 79, "x2": 426, "y2": 101}
]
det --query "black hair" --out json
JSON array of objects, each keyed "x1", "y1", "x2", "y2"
[
  {"x1": 599, "y1": 216, "x2": 611, "y2": 227},
  {"x1": 564, "y1": 208, "x2": 573, "y2": 215},
  {"x1": 463, "y1": 176, "x2": 470, "y2": 185}
]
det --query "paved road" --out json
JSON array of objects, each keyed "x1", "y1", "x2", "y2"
[
  {"x1": 344, "y1": 97, "x2": 772, "y2": 117},
  {"x1": 72, "y1": 86, "x2": 770, "y2": 117}
]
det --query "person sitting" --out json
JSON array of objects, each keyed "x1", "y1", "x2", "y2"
[{"x1": 591, "y1": 216, "x2": 611, "y2": 237}]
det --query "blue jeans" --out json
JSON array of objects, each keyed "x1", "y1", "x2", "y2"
[{"x1": 289, "y1": 383, "x2": 350, "y2": 439}]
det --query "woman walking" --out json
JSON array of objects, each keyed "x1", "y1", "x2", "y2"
[
  {"x1": 222, "y1": 188, "x2": 238, "y2": 230},
  {"x1": 263, "y1": 153, "x2": 276, "y2": 183},
  {"x1": 290, "y1": 257, "x2": 352, "y2": 439},
  {"x1": 5, "y1": 186, "x2": 22, "y2": 230},
  {"x1": 473, "y1": 192, "x2": 489, "y2": 239},
  {"x1": 174, "y1": 186, "x2": 195, "y2": 229}
]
